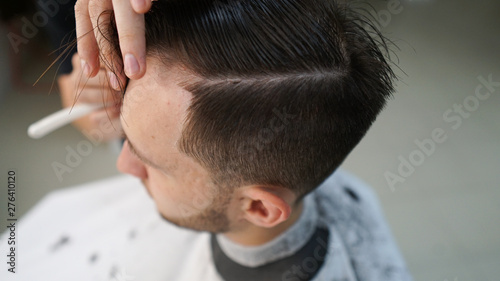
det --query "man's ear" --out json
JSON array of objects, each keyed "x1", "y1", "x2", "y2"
[{"x1": 240, "y1": 186, "x2": 295, "y2": 228}]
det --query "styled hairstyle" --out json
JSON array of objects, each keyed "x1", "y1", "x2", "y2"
[{"x1": 105, "y1": 0, "x2": 396, "y2": 198}]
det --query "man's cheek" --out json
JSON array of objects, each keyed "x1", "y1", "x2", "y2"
[{"x1": 193, "y1": 180, "x2": 219, "y2": 211}]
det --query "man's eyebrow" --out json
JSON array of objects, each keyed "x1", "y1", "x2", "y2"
[{"x1": 124, "y1": 134, "x2": 164, "y2": 170}]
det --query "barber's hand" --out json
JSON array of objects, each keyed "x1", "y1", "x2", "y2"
[
  {"x1": 58, "y1": 53, "x2": 123, "y2": 142},
  {"x1": 75, "y1": 0, "x2": 153, "y2": 85}
]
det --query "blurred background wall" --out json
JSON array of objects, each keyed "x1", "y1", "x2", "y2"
[
  {"x1": 0, "y1": 0, "x2": 121, "y2": 250},
  {"x1": 0, "y1": 1, "x2": 499, "y2": 280}
]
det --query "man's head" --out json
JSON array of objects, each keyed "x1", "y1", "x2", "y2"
[{"x1": 110, "y1": 0, "x2": 395, "y2": 234}]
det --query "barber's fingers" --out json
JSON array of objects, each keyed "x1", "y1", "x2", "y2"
[
  {"x1": 89, "y1": 107, "x2": 122, "y2": 123},
  {"x1": 130, "y1": 0, "x2": 153, "y2": 14},
  {"x1": 75, "y1": 0, "x2": 101, "y2": 77},
  {"x1": 84, "y1": 0, "x2": 129, "y2": 91},
  {"x1": 76, "y1": 0, "x2": 148, "y2": 84},
  {"x1": 81, "y1": 70, "x2": 109, "y2": 88},
  {"x1": 70, "y1": 54, "x2": 119, "y2": 98},
  {"x1": 83, "y1": 108, "x2": 124, "y2": 142},
  {"x1": 77, "y1": 69, "x2": 120, "y2": 92},
  {"x1": 76, "y1": 0, "x2": 123, "y2": 92},
  {"x1": 70, "y1": 53, "x2": 105, "y2": 87},
  {"x1": 112, "y1": 0, "x2": 147, "y2": 80},
  {"x1": 73, "y1": 86, "x2": 121, "y2": 107}
]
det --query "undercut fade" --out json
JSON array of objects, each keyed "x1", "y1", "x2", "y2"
[{"x1": 106, "y1": 0, "x2": 396, "y2": 198}]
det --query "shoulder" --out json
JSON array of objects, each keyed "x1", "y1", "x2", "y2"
[
  {"x1": 313, "y1": 168, "x2": 387, "y2": 228},
  {"x1": 315, "y1": 168, "x2": 379, "y2": 207},
  {"x1": 312, "y1": 169, "x2": 413, "y2": 281}
]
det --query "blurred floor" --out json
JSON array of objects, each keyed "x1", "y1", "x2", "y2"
[{"x1": 0, "y1": 1, "x2": 499, "y2": 280}]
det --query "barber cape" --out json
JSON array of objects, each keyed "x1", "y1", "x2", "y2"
[{"x1": 0, "y1": 169, "x2": 412, "y2": 281}]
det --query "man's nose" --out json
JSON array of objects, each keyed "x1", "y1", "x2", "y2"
[{"x1": 117, "y1": 140, "x2": 148, "y2": 179}]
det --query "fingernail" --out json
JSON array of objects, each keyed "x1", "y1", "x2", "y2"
[
  {"x1": 81, "y1": 59, "x2": 90, "y2": 76},
  {"x1": 108, "y1": 72, "x2": 120, "y2": 90},
  {"x1": 124, "y1": 54, "x2": 140, "y2": 77}
]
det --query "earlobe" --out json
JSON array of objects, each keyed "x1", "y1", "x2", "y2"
[{"x1": 241, "y1": 187, "x2": 293, "y2": 228}]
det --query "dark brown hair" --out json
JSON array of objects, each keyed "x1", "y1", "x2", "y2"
[{"x1": 106, "y1": 0, "x2": 396, "y2": 197}]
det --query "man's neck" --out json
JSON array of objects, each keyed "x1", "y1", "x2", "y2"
[{"x1": 222, "y1": 200, "x2": 304, "y2": 246}]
